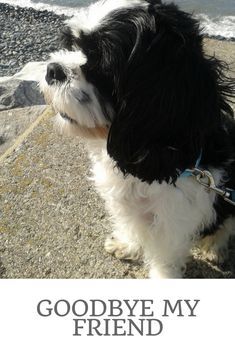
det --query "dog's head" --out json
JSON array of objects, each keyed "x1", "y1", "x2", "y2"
[{"x1": 40, "y1": 0, "x2": 234, "y2": 183}]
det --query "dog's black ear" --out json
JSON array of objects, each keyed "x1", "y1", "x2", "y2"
[{"x1": 107, "y1": 3, "x2": 234, "y2": 184}]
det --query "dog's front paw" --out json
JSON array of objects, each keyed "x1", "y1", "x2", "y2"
[{"x1": 105, "y1": 237, "x2": 141, "y2": 261}]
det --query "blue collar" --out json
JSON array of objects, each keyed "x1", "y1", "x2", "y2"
[
  {"x1": 180, "y1": 149, "x2": 203, "y2": 178},
  {"x1": 179, "y1": 149, "x2": 235, "y2": 206}
]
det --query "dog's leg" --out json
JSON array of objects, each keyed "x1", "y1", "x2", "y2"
[
  {"x1": 105, "y1": 213, "x2": 191, "y2": 278},
  {"x1": 143, "y1": 233, "x2": 191, "y2": 279},
  {"x1": 105, "y1": 236, "x2": 142, "y2": 261},
  {"x1": 149, "y1": 263, "x2": 186, "y2": 279},
  {"x1": 105, "y1": 220, "x2": 143, "y2": 261},
  {"x1": 102, "y1": 189, "x2": 193, "y2": 277},
  {"x1": 198, "y1": 217, "x2": 235, "y2": 264}
]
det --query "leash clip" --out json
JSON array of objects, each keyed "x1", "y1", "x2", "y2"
[{"x1": 189, "y1": 168, "x2": 235, "y2": 206}]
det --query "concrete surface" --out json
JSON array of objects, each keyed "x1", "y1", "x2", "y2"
[
  {"x1": 0, "y1": 108, "x2": 146, "y2": 278},
  {"x1": 0, "y1": 105, "x2": 46, "y2": 155},
  {"x1": 0, "y1": 39, "x2": 235, "y2": 279}
]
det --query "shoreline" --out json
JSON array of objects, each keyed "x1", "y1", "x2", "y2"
[{"x1": 0, "y1": 2, "x2": 235, "y2": 78}]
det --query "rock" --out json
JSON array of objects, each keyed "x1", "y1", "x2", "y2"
[
  {"x1": 0, "y1": 80, "x2": 45, "y2": 111},
  {"x1": 0, "y1": 61, "x2": 46, "y2": 111}
]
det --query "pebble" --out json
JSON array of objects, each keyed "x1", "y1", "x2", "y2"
[{"x1": 0, "y1": 3, "x2": 68, "y2": 77}]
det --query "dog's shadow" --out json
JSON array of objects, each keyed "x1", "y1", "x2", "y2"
[{"x1": 185, "y1": 237, "x2": 235, "y2": 279}]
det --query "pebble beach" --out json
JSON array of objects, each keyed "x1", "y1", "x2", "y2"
[{"x1": 0, "y1": 3, "x2": 66, "y2": 77}]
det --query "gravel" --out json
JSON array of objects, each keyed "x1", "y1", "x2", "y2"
[
  {"x1": 0, "y1": 3, "x2": 68, "y2": 77},
  {"x1": 0, "y1": 2, "x2": 234, "y2": 79}
]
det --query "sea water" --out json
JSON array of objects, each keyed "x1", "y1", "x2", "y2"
[{"x1": 1, "y1": 0, "x2": 235, "y2": 39}]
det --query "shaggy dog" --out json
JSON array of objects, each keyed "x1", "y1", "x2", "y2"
[{"x1": 40, "y1": 0, "x2": 235, "y2": 278}]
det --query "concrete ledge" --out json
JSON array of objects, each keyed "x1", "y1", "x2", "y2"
[
  {"x1": 0, "y1": 108, "x2": 147, "y2": 278},
  {"x1": 0, "y1": 105, "x2": 48, "y2": 158}
]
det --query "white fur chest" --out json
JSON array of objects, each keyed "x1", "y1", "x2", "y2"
[{"x1": 88, "y1": 141, "x2": 218, "y2": 241}]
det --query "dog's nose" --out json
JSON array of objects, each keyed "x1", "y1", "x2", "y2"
[{"x1": 46, "y1": 63, "x2": 67, "y2": 85}]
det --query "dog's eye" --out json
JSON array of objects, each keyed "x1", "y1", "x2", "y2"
[{"x1": 60, "y1": 27, "x2": 76, "y2": 51}]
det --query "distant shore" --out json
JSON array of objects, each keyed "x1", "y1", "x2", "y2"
[{"x1": 0, "y1": 2, "x2": 235, "y2": 78}]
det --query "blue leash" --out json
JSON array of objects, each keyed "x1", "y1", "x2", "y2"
[{"x1": 180, "y1": 150, "x2": 235, "y2": 206}]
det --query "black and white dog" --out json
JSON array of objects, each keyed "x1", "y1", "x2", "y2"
[{"x1": 40, "y1": 0, "x2": 235, "y2": 278}]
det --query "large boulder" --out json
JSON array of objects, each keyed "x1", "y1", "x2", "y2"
[
  {"x1": 0, "y1": 80, "x2": 45, "y2": 111},
  {"x1": 0, "y1": 61, "x2": 46, "y2": 111}
]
